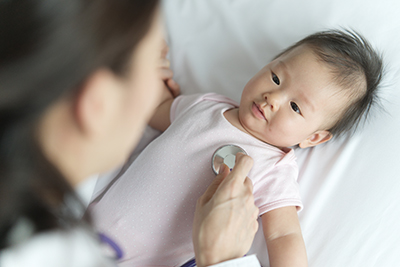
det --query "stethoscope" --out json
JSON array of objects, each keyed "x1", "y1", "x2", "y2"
[
  {"x1": 100, "y1": 144, "x2": 248, "y2": 266},
  {"x1": 211, "y1": 144, "x2": 248, "y2": 174}
]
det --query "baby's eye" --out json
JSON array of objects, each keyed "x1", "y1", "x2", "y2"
[
  {"x1": 272, "y1": 72, "x2": 280, "y2": 85},
  {"x1": 290, "y1": 102, "x2": 301, "y2": 114}
]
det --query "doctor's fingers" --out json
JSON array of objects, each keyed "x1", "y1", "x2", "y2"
[
  {"x1": 249, "y1": 211, "x2": 259, "y2": 244},
  {"x1": 241, "y1": 188, "x2": 259, "y2": 239},
  {"x1": 198, "y1": 164, "x2": 230, "y2": 205},
  {"x1": 215, "y1": 154, "x2": 253, "y2": 199},
  {"x1": 246, "y1": 202, "x2": 259, "y2": 238},
  {"x1": 229, "y1": 153, "x2": 253, "y2": 184},
  {"x1": 228, "y1": 192, "x2": 259, "y2": 249},
  {"x1": 248, "y1": 192, "x2": 259, "y2": 226},
  {"x1": 243, "y1": 176, "x2": 254, "y2": 194},
  {"x1": 242, "y1": 178, "x2": 258, "y2": 221}
]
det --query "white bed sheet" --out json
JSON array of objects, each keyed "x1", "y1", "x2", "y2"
[
  {"x1": 82, "y1": 1, "x2": 400, "y2": 266},
  {"x1": 161, "y1": 1, "x2": 400, "y2": 266}
]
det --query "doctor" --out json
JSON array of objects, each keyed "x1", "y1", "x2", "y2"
[{"x1": 0, "y1": 0, "x2": 260, "y2": 266}]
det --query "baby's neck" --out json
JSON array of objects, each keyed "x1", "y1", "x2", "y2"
[
  {"x1": 223, "y1": 108, "x2": 246, "y2": 132},
  {"x1": 223, "y1": 108, "x2": 288, "y2": 152}
]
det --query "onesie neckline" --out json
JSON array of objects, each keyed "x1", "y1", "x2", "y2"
[{"x1": 218, "y1": 106, "x2": 291, "y2": 155}]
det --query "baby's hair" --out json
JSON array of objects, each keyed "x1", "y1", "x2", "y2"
[{"x1": 275, "y1": 29, "x2": 384, "y2": 137}]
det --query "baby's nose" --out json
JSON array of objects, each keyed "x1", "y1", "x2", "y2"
[{"x1": 265, "y1": 93, "x2": 280, "y2": 111}]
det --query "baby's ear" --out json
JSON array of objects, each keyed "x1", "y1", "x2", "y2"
[{"x1": 299, "y1": 130, "x2": 332, "y2": 148}]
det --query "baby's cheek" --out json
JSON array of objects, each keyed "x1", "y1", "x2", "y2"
[{"x1": 270, "y1": 121, "x2": 298, "y2": 145}]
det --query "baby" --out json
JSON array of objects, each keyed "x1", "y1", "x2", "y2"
[{"x1": 90, "y1": 30, "x2": 383, "y2": 267}]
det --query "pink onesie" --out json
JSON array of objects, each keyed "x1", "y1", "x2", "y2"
[{"x1": 90, "y1": 93, "x2": 302, "y2": 267}]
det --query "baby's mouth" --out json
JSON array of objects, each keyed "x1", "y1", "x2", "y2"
[{"x1": 253, "y1": 102, "x2": 267, "y2": 121}]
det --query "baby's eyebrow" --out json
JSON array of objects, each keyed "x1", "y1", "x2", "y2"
[
  {"x1": 276, "y1": 60, "x2": 316, "y2": 113},
  {"x1": 277, "y1": 60, "x2": 290, "y2": 81}
]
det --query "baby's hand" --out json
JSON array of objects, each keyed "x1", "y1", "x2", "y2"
[{"x1": 158, "y1": 41, "x2": 180, "y2": 98}]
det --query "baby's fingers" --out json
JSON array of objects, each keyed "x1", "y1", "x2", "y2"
[
  {"x1": 159, "y1": 58, "x2": 170, "y2": 68},
  {"x1": 158, "y1": 67, "x2": 174, "y2": 81},
  {"x1": 166, "y1": 79, "x2": 180, "y2": 97},
  {"x1": 161, "y1": 40, "x2": 169, "y2": 58}
]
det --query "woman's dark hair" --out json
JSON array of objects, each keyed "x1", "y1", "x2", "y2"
[
  {"x1": 0, "y1": 0, "x2": 159, "y2": 248},
  {"x1": 274, "y1": 29, "x2": 384, "y2": 137}
]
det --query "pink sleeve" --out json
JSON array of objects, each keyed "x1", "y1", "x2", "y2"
[
  {"x1": 170, "y1": 94, "x2": 204, "y2": 123},
  {"x1": 253, "y1": 163, "x2": 303, "y2": 216}
]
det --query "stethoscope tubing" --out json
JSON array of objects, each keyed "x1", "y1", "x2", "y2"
[
  {"x1": 99, "y1": 233, "x2": 124, "y2": 260},
  {"x1": 180, "y1": 257, "x2": 196, "y2": 267}
]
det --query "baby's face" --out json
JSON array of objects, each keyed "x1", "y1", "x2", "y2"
[{"x1": 238, "y1": 45, "x2": 346, "y2": 149}]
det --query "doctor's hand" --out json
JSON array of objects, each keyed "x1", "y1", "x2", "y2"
[{"x1": 192, "y1": 153, "x2": 259, "y2": 267}]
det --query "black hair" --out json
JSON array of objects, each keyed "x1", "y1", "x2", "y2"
[
  {"x1": 0, "y1": 0, "x2": 159, "y2": 249},
  {"x1": 275, "y1": 29, "x2": 384, "y2": 137}
]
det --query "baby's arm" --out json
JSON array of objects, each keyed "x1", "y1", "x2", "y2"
[
  {"x1": 261, "y1": 206, "x2": 308, "y2": 267},
  {"x1": 149, "y1": 41, "x2": 180, "y2": 132},
  {"x1": 148, "y1": 88, "x2": 174, "y2": 132}
]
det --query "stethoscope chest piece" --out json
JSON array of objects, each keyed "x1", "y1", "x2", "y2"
[{"x1": 211, "y1": 144, "x2": 248, "y2": 175}]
